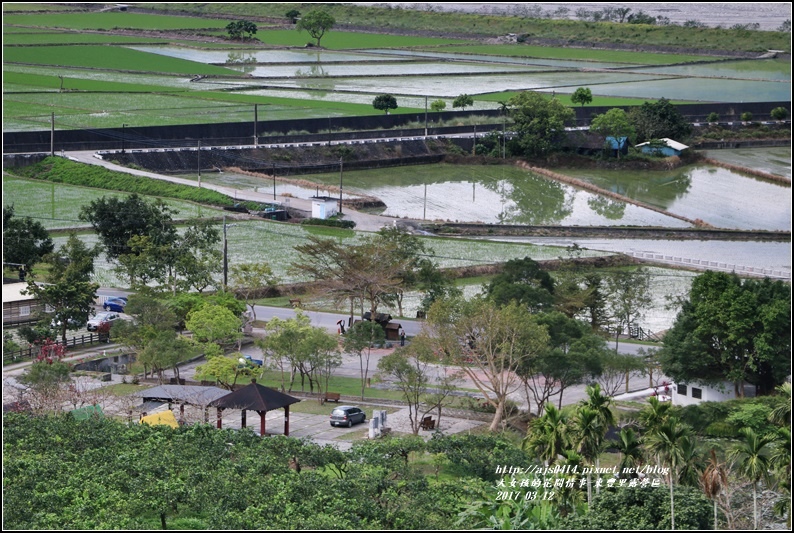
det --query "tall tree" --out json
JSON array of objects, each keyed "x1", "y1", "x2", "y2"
[
  {"x1": 605, "y1": 268, "x2": 652, "y2": 353},
  {"x1": 644, "y1": 416, "x2": 692, "y2": 531},
  {"x1": 573, "y1": 405, "x2": 602, "y2": 505},
  {"x1": 425, "y1": 297, "x2": 549, "y2": 431},
  {"x1": 452, "y1": 94, "x2": 474, "y2": 110},
  {"x1": 506, "y1": 91, "x2": 575, "y2": 158},
  {"x1": 658, "y1": 271, "x2": 791, "y2": 396},
  {"x1": 296, "y1": 10, "x2": 335, "y2": 46},
  {"x1": 729, "y1": 427, "x2": 774, "y2": 530},
  {"x1": 522, "y1": 403, "x2": 571, "y2": 466},
  {"x1": 614, "y1": 427, "x2": 644, "y2": 477},
  {"x1": 628, "y1": 97, "x2": 692, "y2": 143},
  {"x1": 485, "y1": 256, "x2": 556, "y2": 313},
  {"x1": 570, "y1": 87, "x2": 593, "y2": 107},
  {"x1": 700, "y1": 449, "x2": 729, "y2": 530},
  {"x1": 79, "y1": 194, "x2": 177, "y2": 261},
  {"x1": 589, "y1": 108, "x2": 636, "y2": 158},
  {"x1": 3, "y1": 204, "x2": 54, "y2": 271},
  {"x1": 372, "y1": 94, "x2": 398, "y2": 114},
  {"x1": 344, "y1": 320, "x2": 386, "y2": 400},
  {"x1": 230, "y1": 262, "x2": 279, "y2": 322}
]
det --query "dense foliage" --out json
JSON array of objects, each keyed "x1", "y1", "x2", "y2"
[
  {"x1": 658, "y1": 271, "x2": 791, "y2": 395},
  {"x1": 2, "y1": 413, "x2": 489, "y2": 530}
]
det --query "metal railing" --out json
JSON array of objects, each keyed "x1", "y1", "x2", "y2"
[{"x1": 631, "y1": 252, "x2": 791, "y2": 280}]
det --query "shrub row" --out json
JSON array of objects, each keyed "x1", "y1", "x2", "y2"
[
  {"x1": 300, "y1": 217, "x2": 357, "y2": 229},
  {"x1": 10, "y1": 156, "x2": 240, "y2": 208}
]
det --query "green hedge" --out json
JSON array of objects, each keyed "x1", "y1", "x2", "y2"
[
  {"x1": 300, "y1": 217, "x2": 356, "y2": 229},
  {"x1": 10, "y1": 156, "x2": 239, "y2": 207}
]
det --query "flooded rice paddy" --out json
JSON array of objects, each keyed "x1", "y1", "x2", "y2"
[{"x1": 563, "y1": 164, "x2": 791, "y2": 230}]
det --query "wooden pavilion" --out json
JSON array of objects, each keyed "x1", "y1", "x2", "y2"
[{"x1": 209, "y1": 379, "x2": 301, "y2": 436}]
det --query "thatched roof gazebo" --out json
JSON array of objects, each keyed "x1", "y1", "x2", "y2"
[{"x1": 209, "y1": 379, "x2": 301, "y2": 436}]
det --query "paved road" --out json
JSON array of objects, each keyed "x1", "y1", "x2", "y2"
[{"x1": 66, "y1": 151, "x2": 410, "y2": 233}]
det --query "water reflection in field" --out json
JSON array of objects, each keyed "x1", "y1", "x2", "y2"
[{"x1": 564, "y1": 165, "x2": 791, "y2": 230}]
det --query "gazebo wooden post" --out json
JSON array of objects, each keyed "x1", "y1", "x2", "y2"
[
  {"x1": 180, "y1": 404, "x2": 185, "y2": 416},
  {"x1": 204, "y1": 407, "x2": 209, "y2": 423},
  {"x1": 259, "y1": 411, "x2": 266, "y2": 437},
  {"x1": 284, "y1": 405, "x2": 290, "y2": 436},
  {"x1": 241, "y1": 409, "x2": 246, "y2": 428},
  {"x1": 216, "y1": 407, "x2": 223, "y2": 429}
]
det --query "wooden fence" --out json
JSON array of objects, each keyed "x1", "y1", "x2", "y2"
[{"x1": 3, "y1": 333, "x2": 110, "y2": 364}]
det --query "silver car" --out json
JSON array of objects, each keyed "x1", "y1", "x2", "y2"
[
  {"x1": 330, "y1": 406, "x2": 366, "y2": 428},
  {"x1": 86, "y1": 311, "x2": 120, "y2": 331}
]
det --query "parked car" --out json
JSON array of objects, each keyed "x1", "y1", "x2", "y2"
[
  {"x1": 103, "y1": 296, "x2": 127, "y2": 312},
  {"x1": 87, "y1": 311, "x2": 121, "y2": 331},
  {"x1": 330, "y1": 406, "x2": 366, "y2": 428}
]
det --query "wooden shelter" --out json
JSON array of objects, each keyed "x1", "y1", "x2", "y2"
[{"x1": 209, "y1": 379, "x2": 301, "y2": 437}]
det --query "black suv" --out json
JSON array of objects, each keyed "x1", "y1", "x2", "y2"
[{"x1": 330, "y1": 406, "x2": 366, "y2": 428}]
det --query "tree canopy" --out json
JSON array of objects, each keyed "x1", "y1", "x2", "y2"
[
  {"x1": 3, "y1": 204, "x2": 54, "y2": 271},
  {"x1": 452, "y1": 94, "x2": 474, "y2": 110},
  {"x1": 372, "y1": 94, "x2": 398, "y2": 114},
  {"x1": 628, "y1": 97, "x2": 692, "y2": 143},
  {"x1": 658, "y1": 271, "x2": 791, "y2": 396},
  {"x1": 571, "y1": 87, "x2": 593, "y2": 107},
  {"x1": 506, "y1": 91, "x2": 575, "y2": 158},
  {"x1": 296, "y1": 10, "x2": 335, "y2": 46}
]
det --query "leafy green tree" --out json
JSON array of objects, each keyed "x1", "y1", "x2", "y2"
[
  {"x1": 639, "y1": 396, "x2": 673, "y2": 434},
  {"x1": 344, "y1": 320, "x2": 385, "y2": 400},
  {"x1": 79, "y1": 193, "x2": 177, "y2": 261},
  {"x1": 507, "y1": 91, "x2": 575, "y2": 158},
  {"x1": 137, "y1": 330, "x2": 198, "y2": 383},
  {"x1": 185, "y1": 303, "x2": 242, "y2": 349},
  {"x1": 296, "y1": 10, "x2": 335, "y2": 47},
  {"x1": 226, "y1": 20, "x2": 257, "y2": 40},
  {"x1": 430, "y1": 99, "x2": 446, "y2": 112},
  {"x1": 707, "y1": 112, "x2": 720, "y2": 123},
  {"x1": 573, "y1": 405, "x2": 602, "y2": 505},
  {"x1": 3, "y1": 204, "x2": 54, "y2": 271},
  {"x1": 658, "y1": 272, "x2": 791, "y2": 396},
  {"x1": 452, "y1": 93, "x2": 474, "y2": 110},
  {"x1": 169, "y1": 219, "x2": 222, "y2": 293},
  {"x1": 485, "y1": 256, "x2": 556, "y2": 313},
  {"x1": 24, "y1": 279, "x2": 98, "y2": 344},
  {"x1": 194, "y1": 352, "x2": 254, "y2": 390},
  {"x1": 230, "y1": 262, "x2": 279, "y2": 322},
  {"x1": 628, "y1": 97, "x2": 692, "y2": 143},
  {"x1": 372, "y1": 93, "x2": 398, "y2": 114},
  {"x1": 729, "y1": 427, "x2": 774, "y2": 530},
  {"x1": 589, "y1": 108, "x2": 636, "y2": 158},
  {"x1": 285, "y1": 9, "x2": 300, "y2": 23},
  {"x1": 571, "y1": 87, "x2": 593, "y2": 107},
  {"x1": 770, "y1": 106, "x2": 789, "y2": 120}
]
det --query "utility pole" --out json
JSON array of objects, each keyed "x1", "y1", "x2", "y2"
[
  {"x1": 338, "y1": 157, "x2": 343, "y2": 215},
  {"x1": 423, "y1": 181, "x2": 427, "y2": 220},
  {"x1": 223, "y1": 215, "x2": 228, "y2": 290},
  {"x1": 272, "y1": 162, "x2": 276, "y2": 200},
  {"x1": 424, "y1": 95, "x2": 428, "y2": 137},
  {"x1": 121, "y1": 123, "x2": 127, "y2": 153},
  {"x1": 50, "y1": 113, "x2": 54, "y2": 156},
  {"x1": 197, "y1": 140, "x2": 201, "y2": 188},
  {"x1": 254, "y1": 104, "x2": 258, "y2": 147}
]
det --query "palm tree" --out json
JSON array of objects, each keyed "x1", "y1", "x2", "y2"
[
  {"x1": 677, "y1": 435, "x2": 705, "y2": 488},
  {"x1": 556, "y1": 450, "x2": 586, "y2": 518},
  {"x1": 614, "y1": 427, "x2": 644, "y2": 477},
  {"x1": 729, "y1": 427, "x2": 774, "y2": 530},
  {"x1": 768, "y1": 382, "x2": 791, "y2": 427},
  {"x1": 523, "y1": 403, "x2": 571, "y2": 466},
  {"x1": 644, "y1": 416, "x2": 691, "y2": 530},
  {"x1": 700, "y1": 449, "x2": 729, "y2": 530},
  {"x1": 573, "y1": 405, "x2": 602, "y2": 505},
  {"x1": 582, "y1": 384, "x2": 615, "y2": 494},
  {"x1": 769, "y1": 427, "x2": 791, "y2": 528},
  {"x1": 639, "y1": 396, "x2": 672, "y2": 433}
]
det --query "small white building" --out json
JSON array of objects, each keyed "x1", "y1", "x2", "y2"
[
  {"x1": 672, "y1": 380, "x2": 756, "y2": 407},
  {"x1": 2, "y1": 282, "x2": 43, "y2": 326},
  {"x1": 311, "y1": 196, "x2": 339, "y2": 220}
]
